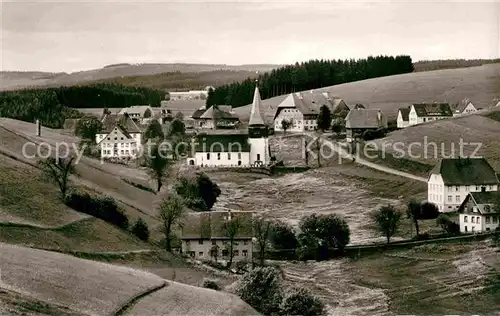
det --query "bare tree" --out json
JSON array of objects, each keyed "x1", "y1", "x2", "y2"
[
  {"x1": 222, "y1": 215, "x2": 242, "y2": 269},
  {"x1": 253, "y1": 218, "x2": 271, "y2": 266},
  {"x1": 159, "y1": 193, "x2": 185, "y2": 252},
  {"x1": 39, "y1": 156, "x2": 76, "y2": 200}
]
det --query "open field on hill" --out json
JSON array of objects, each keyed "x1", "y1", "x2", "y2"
[
  {"x1": 0, "y1": 63, "x2": 279, "y2": 91},
  {"x1": 235, "y1": 64, "x2": 500, "y2": 123},
  {"x1": 279, "y1": 240, "x2": 500, "y2": 315},
  {"x1": 368, "y1": 110, "x2": 500, "y2": 172}
]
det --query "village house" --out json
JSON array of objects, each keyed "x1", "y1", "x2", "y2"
[
  {"x1": 408, "y1": 103, "x2": 453, "y2": 126},
  {"x1": 452, "y1": 98, "x2": 478, "y2": 117},
  {"x1": 168, "y1": 86, "x2": 214, "y2": 101},
  {"x1": 180, "y1": 211, "x2": 254, "y2": 263},
  {"x1": 198, "y1": 105, "x2": 240, "y2": 129},
  {"x1": 397, "y1": 107, "x2": 410, "y2": 128},
  {"x1": 457, "y1": 191, "x2": 500, "y2": 233},
  {"x1": 118, "y1": 105, "x2": 153, "y2": 125},
  {"x1": 95, "y1": 114, "x2": 142, "y2": 159},
  {"x1": 186, "y1": 86, "x2": 270, "y2": 167},
  {"x1": 273, "y1": 91, "x2": 349, "y2": 133},
  {"x1": 427, "y1": 158, "x2": 499, "y2": 212},
  {"x1": 344, "y1": 108, "x2": 387, "y2": 142}
]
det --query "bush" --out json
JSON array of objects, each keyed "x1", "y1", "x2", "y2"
[
  {"x1": 362, "y1": 128, "x2": 386, "y2": 141},
  {"x1": 131, "y1": 218, "x2": 150, "y2": 241},
  {"x1": 269, "y1": 222, "x2": 298, "y2": 250},
  {"x1": 280, "y1": 288, "x2": 326, "y2": 316},
  {"x1": 174, "y1": 172, "x2": 221, "y2": 211},
  {"x1": 202, "y1": 278, "x2": 221, "y2": 291},
  {"x1": 236, "y1": 267, "x2": 283, "y2": 315},
  {"x1": 420, "y1": 202, "x2": 440, "y2": 219},
  {"x1": 436, "y1": 214, "x2": 460, "y2": 236},
  {"x1": 65, "y1": 191, "x2": 129, "y2": 229}
]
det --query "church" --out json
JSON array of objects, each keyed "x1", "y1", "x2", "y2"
[{"x1": 186, "y1": 86, "x2": 270, "y2": 167}]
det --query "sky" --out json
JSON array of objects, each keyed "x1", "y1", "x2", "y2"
[{"x1": 1, "y1": 0, "x2": 499, "y2": 72}]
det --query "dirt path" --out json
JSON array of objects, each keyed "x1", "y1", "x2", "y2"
[
  {"x1": 305, "y1": 132, "x2": 427, "y2": 182},
  {"x1": 0, "y1": 216, "x2": 92, "y2": 230}
]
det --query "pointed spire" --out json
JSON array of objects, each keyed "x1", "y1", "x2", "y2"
[{"x1": 249, "y1": 86, "x2": 265, "y2": 126}]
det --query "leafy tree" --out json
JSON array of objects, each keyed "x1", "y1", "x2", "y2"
[
  {"x1": 254, "y1": 218, "x2": 271, "y2": 266},
  {"x1": 131, "y1": 218, "x2": 150, "y2": 241},
  {"x1": 39, "y1": 156, "x2": 76, "y2": 200},
  {"x1": 143, "y1": 108, "x2": 152, "y2": 118},
  {"x1": 420, "y1": 201, "x2": 440, "y2": 219},
  {"x1": 436, "y1": 214, "x2": 460, "y2": 235},
  {"x1": 222, "y1": 216, "x2": 242, "y2": 269},
  {"x1": 144, "y1": 118, "x2": 164, "y2": 141},
  {"x1": 269, "y1": 221, "x2": 298, "y2": 250},
  {"x1": 168, "y1": 118, "x2": 186, "y2": 136},
  {"x1": 175, "y1": 111, "x2": 184, "y2": 120},
  {"x1": 281, "y1": 119, "x2": 292, "y2": 134},
  {"x1": 280, "y1": 287, "x2": 326, "y2": 316},
  {"x1": 297, "y1": 213, "x2": 350, "y2": 260},
  {"x1": 158, "y1": 193, "x2": 185, "y2": 252},
  {"x1": 407, "y1": 199, "x2": 422, "y2": 236},
  {"x1": 235, "y1": 267, "x2": 283, "y2": 315},
  {"x1": 372, "y1": 205, "x2": 402, "y2": 243},
  {"x1": 75, "y1": 117, "x2": 103, "y2": 142},
  {"x1": 316, "y1": 105, "x2": 332, "y2": 132},
  {"x1": 146, "y1": 144, "x2": 170, "y2": 192},
  {"x1": 331, "y1": 120, "x2": 345, "y2": 136}
]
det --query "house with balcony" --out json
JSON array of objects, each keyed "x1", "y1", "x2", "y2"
[
  {"x1": 408, "y1": 103, "x2": 453, "y2": 126},
  {"x1": 95, "y1": 114, "x2": 142, "y2": 159},
  {"x1": 457, "y1": 191, "x2": 500, "y2": 233},
  {"x1": 181, "y1": 211, "x2": 254, "y2": 263},
  {"x1": 427, "y1": 158, "x2": 499, "y2": 212}
]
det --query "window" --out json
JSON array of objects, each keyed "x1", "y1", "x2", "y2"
[
  {"x1": 198, "y1": 240, "x2": 203, "y2": 245},
  {"x1": 198, "y1": 252, "x2": 203, "y2": 256},
  {"x1": 472, "y1": 226, "x2": 475, "y2": 232},
  {"x1": 228, "y1": 153, "x2": 231, "y2": 160},
  {"x1": 238, "y1": 153, "x2": 242, "y2": 159},
  {"x1": 455, "y1": 186, "x2": 459, "y2": 192},
  {"x1": 121, "y1": 137, "x2": 124, "y2": 140},
  {"x1": 471, "y1": 217, "x2": 475, "y2": 223},
  {"x1": 493, "y1": 216, "x2": 498, "y2": 224},
  {"x1": 476, "y1": 216, "x2": 480, "y2": 223},
  {"x1": 212, "y1": 240, "x2": 216, "y2": 245},
  {"x1": 233, "y1": 250, "x2": 239, "y2": 256},
  {"x1": 464, "y1": 216, "x2": 468, "y2": 223},
  {"x1": 114, "y1": 137, "x2": 117, "y2": 140},
  {"x1": 486, "y1": 216, "x2": 491, "y2": 224},
  {"x1": 465, "y1": 226, "x2": 468, "y2": 232},
  {"x1": 185, "y1": 240, "x2": 190, "y2": 245},
  {"x1": 447, "y1": 186, "x2": 452, "y2": 192},
  {"x1": 238, "y1": 161, "x2": 242, "y2": 166},
  {"x1": 243, "y1": 240, "x2": 248, "y2": 245},
  {"x1": 242, "y1": 250, "x2": 248, "y2": 257},
  {"x1": 476, "y1": 186, "x2": 480, "y2": 191},
  {"x1": 257, "y1": 154, "x2": 261, "y2": 161},
  {"x1": 107, "y1": 137, "x2": 110, "y2": 140},
  {"x1": 465, "y1": 185, "x2": 469, "y2": 191},
  {"x1": 206, "y1": 153, "x2": 210, "y2": 160},
  {"x1": 222, "y1": 250, "x2": 228, "y2": 256},
  {"x1": 121, "y1": 143, "x2": 124, "y2": 147},
  {"x1": 448, "y1": 196, "x2": 452, "y2": 202},
  {"x1": 456, "y1": 195, "x2": 460, "y2": 202},
  {"x1": 121, "y1": 150, "x2": 124, "y2": 154},
  {"x1": 217, "y1": 153, "x2": 221, "y2": 160}
]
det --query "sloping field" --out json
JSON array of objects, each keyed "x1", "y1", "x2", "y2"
[
  {"x1": 235, "y1": 64, "x2": 500, "y2": 122},
  {"x1": 124, "y1": 282, "x2": 257, "y2": 316},
  {"x1": 1, "y1": 243, "x2": 258, "y2": 316},
  {"x1": 280, "y1": 241, "x2": 499, "y2": 315},
  {"x1": 0, "y1": 243, "x2": 165, "y2": 316},
  {"x1": 371, "y1": 112, "x2": 500, "y2": 171}
]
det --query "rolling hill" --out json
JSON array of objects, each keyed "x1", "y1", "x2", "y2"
[
  {"x1": 234, "y1": 63, "x2": 500, "y2": 123},
  {"x1": 0, "y1": 63, "x2": 279, "y2": 91}
]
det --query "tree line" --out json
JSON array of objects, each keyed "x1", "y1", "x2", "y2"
[
  {"x1": 0, "y1": 83, "x2": 164, "y2": 128},
  {"x1": 206, "y1": 55, "x2": 414, "y2": 107}
]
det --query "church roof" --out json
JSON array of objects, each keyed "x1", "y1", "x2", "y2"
[
  {"x1": 194, "y1": 133, "x2": 250, "y2": 152},
  {"x1": 249, "y1": 87, "x2": 265, "y2": 126}
]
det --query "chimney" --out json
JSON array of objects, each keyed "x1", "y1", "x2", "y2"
[{"x1": 35, "y1": 119, "x2": 41, "y2": 136}]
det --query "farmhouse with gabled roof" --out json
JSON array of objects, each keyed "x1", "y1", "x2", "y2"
[
  {"x1": 408, "y1": 103, "x2": 453, "y2": 126},
  {"x1": 180, "y1": 211, "x2": 254, "y2": 262},
  {"x1": 457, "y1": 191, "x2": 500, "y2": 233},
  {"x1": 397, "y1": 107, "x2": 410, "y2": 128},
  {"x1": 452, "y1": 98, "x2": 478, "y2": 117},
  {"x1": 427, "y1": 158, "x2": 499, "y2": 212},
  {"x1": 95, "y1": 114, "x2": 142, "y2": 159},
  {"x1": 344, "y1": 108, "x2": 387, "y2": 142}
]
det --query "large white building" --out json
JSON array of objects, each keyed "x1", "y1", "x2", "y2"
[
  {"x1": 408, "y1": 103, "x2": 453, "y2": 126},
  {"x1": 181, "y1": 211, "x2": 254, "y2": 263},
  {"x1": 427, "y1": 158, "x2": 499, "y2": 212},
  {"x1": 186, "y1": 86, "x2": 270, "y2": 167},
  {"x1": 273, "y1": 91, "x2": 349, "y2": 133},
  {"x1": 457, "y1": 191, "x2": 500, "y2": 233},
  {"x1": 95, "y1": 114, "x2": 142, "y2": 159}
]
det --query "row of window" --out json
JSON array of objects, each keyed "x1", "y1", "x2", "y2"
[
  {"x1": 463, "y1": 216, "x2": 480, "y2": 223},
  {"x1": 102, "y1": 149, "x2": 135, "y2": 155},
  {"x1": 465, "y1": 215, "x2": 499, "y2": 224},
  {"x1": 447, "y1": 195, "x2": 462, "y2": 203},
  {"x1": 102, "y1": 143, "x2": 135, "y2": 148},
  {"x1": 187, "y1": 239, "x2": 249, "y2": 246},
  {"x1": 188, "y1": 250, "x2": 248, "y2": 257},
  {"x1": 205, "y1": 152, "x2": 244, "y2": 160},
  {"x1": 445, "y1": 185, "x2": 494, "y2": 192}
]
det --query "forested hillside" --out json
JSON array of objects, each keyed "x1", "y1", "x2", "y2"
[
  {"x1": 0, "y1": 83, "x2": 164, "y2": 128},
  {"x1": 413, "y1": 59, "x2": 500, "y2": 72},
  {"x1": 206, "y1": 55, "x2": 414, "y2": 107}
]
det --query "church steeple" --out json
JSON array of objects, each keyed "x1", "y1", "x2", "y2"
[{"x1": 249, "y1": 85, "x2": 265, "y2": 126}]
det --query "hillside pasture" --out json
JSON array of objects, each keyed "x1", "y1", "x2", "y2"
[{"x1": 234, "y1": 64, "x2": 500, "y2": 123}]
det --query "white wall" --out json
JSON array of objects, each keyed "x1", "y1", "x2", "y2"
[
  {"x1": 459, "y1": 213, "x2": 483, "y2": 233},
  {"x1": 249, "y1": 137, "x2": 270, "y2": 165},
  {"x1": 397, "y1": 111, "x2": 409, "y2": 128},
  {"x1": 194, "y1": 152, "x2": 250, "y2": 167},
  {"x1": 274, "y1": 108, "x2": 305, "y2": 132},
  {"x1": 97, "y1": 127, "x2": 139, "y2": 159},
  {"x1": 182, "y1": 239, "x2": 253, "y2": 262},
  {"x1": 428, "y1": 174, "x2": 445, "y2": 211}
]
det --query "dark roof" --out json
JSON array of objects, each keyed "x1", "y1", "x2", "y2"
[
  {"x1": 194, "y1": 133, "x2": 250, "y2": 152},
  {"x1": 470, "y1": 191, "x2": 500, "y2": 205},
  {"x1": 430, "y1": 158, "x2": 499, "y2": 185},
  {"x1": 101, "y1": 114, "x2": 142, "y2": 134},
  {"x1": 398, "y1": 107, "x2": 410, "y2": 121},
  {"x1": 200, "y1": 105, "x2": 239, "y2": 120},
  {"x1": 353, "y1": 104, "x2": 366, "y2": 109},
  {"x1": 191, "y1": 109, "x2": 206, "y2": 119},
  {"x1": 412, "y1": 103, "x2": 453, "y2": 117},
  {"x1": 181, "y1": 211, "x2": 253, "y2": 239},
  {"x1": 345, "y1": 109, "x2": 388, "y2": 129}
]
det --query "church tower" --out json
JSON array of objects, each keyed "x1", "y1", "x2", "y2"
[{"x1": 248, "y1": 86, "x2": 270, "y2": 166}]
